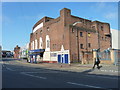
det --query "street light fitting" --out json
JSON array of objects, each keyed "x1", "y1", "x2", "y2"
[{"x1": 72, "y1": 21, "x2": 82, "y2": 26}]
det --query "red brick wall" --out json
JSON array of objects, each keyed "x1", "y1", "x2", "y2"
[{"x1": 29, "y1": 8, "x2": 111, "y2": 63}]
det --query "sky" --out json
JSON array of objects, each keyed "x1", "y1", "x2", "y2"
[{"x1": 2, "y1": 2, "x2": 118, "y2": 51}]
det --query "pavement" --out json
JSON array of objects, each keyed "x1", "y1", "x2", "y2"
[{"x1": 13, "y1": 59, "x2": 119, "y2": 76}]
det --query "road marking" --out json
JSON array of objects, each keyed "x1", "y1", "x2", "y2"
[
  {"x1": 67, "y1": 82, "x2": 104, "y2": 89},
  {"x1": 5, "y1": 67, "x2": 15, "y2": 71},
  {"x1": 2, "y1": 64, "x2": 15, "y2": 71},
  {"x1": 85, "y1": 75, "x2": 118, "y2": 80},
  {"x1": 0, "y1": 61, "x2": 3, "y2": 64},
  {"x1": 21, "y1": 72, "x2": 47, "y2": 79},
  {"x1": 2, "y1": 64, "x2": 5, "y2": 67},
  {"x1": 100, "y1": 69, "x2": 118, "y2": 73},
  {"x1": 21, "y1": 71, "x2": 66, "y2": 74}
]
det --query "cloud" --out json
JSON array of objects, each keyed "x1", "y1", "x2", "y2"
[
  {"x1": 90, "y1": 2, "x2": 117, "y2": 20},
  {"x1": 104, "y1": 12, "x2": 118, "y2": 20},
  {"x1": 90, "y1": 2, "x2": 106, "y2": 12}
]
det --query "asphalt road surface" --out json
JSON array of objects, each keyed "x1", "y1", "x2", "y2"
[{"x1": 1, "y1": 58, "x2": 119, "y2": 89}]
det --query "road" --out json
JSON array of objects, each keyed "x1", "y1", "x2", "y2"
[{"x1": 1, "y1": 58, "x2": 119, "y2": 89}]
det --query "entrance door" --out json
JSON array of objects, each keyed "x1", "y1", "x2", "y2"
[
  {"x1": 65, "y1": 54, "x2": 68, "y2": 63},
  {"x1": 58, "y1": 54, "x2": 69, "y2": 64},
  {"x1": 58, "y1": 54, "x2": 61, "y2": 63}
]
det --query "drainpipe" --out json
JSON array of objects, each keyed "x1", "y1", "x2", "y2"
[
  {"x1": 72, "y1": 22, "x2": 82, "y2": 63},
  {"x1": 77, "y1": 28, "x2": 80, "y2": 62},
  {"x1": 97, "y1": 24, "x2": 100, "y2": 51},
  {"x1": 86, "y1": 31, "x2": 88, "y2": 63}
]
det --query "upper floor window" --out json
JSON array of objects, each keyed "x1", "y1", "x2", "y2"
[
  {"x1": 80, "y1": 44, "x2": 84, "y2": 49},
  {"x1": 47, "y1": 40, "x2": 50, "y2": 48},
  {"x1": 88, "y1": 33, "x2": 91, "y2": 37},
  {"x1": 101, "y1": 26, "x2": 103, "y2": 31},
  {"x1": 105, "y1": 37, "x2": 107, "y2": 41},
  {"x1": 92, "y1": 26, "x2": 95, "y2": 29},
  {"x1": 35, "y1": 39, "x2": 38, "y2": 49},
  {"x1": 88, "y1": 43, "x2": 91, "y2": 48},
  {"x1": 47, "y1": 27, "x2": 49, "y2": 31},
  {"x1": 40, "y1": 30, "x2": 42, "y2": 33},
  {"x1": 102, "y1": 37, "x2": 104, "y2": 40},
  {"x1": 80, "y1": 32, "x2": 83, "y2": 37},
  {"x1": 72, "y1": 28, "x2": 74, "y2": 33},
  {"x1": 53, "y1": 44, "x2": 56, "y2": 49},
  {"x1": 46, "y1": 35, "x2": 50, "y2": 51},
  {"x1": 39, "y1": 37, "x2": 43, "y2": 49},
  {"x1": 36, "y1": 33, "x2": 37, "y2": 37}
]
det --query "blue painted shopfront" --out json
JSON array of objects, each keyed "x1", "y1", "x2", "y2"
[
  {"x1": 58, "y1": 54, "x2": 69, "y2": 64},
  {"x1": 28, "y1": 49, "x2": 45, "y2": 63}
]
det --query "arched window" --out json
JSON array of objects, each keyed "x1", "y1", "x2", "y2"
[
  {"x1": 47, "y1": 40, "x2": 50, "y2": 48},
  {"x1": 31, "y1": 43, "x2": 33, "y2": 50},
  {"x1": 35, "y1": 39, "x2": 37, "y2": 49},
  {"x1": 46, "y1": 35, "x2": 50, "y2": 51},
  {"x1": 32, "y1": 41, "x2": 34, "y2": 50},
  {"x1": 39, "y1": 37, "x2": 43, "y2": 49}
]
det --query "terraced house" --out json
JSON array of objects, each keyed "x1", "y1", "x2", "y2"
[{"x1": 29, "y1": 8, "x2": 111, "y2": 64}]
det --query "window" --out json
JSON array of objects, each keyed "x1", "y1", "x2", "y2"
[
  {"x1": 39, "y1": 37, "x2": 43, "y2": 49},
  {"x1": 46, "y1": 35, "x2": 50, "y2": 51},
  {"x1": 51, "y1": 53, "x2": 57, "y2": 57},
  {"x1": 40, "y1": 30, "x2": 42, "y2": 33},
  {"x1": 47, "y1": 27, "x2": 49, "y2": 31},
  {"x1": 53, "y1": 44, "x2": 56, "y2": 49},
  {"x1": 88, "y1": 43, "x2": 91, "y2": 48},
  {"x1": 80, "y1": 44, "x2": 84, "y2": 49},
  {"x1": 88, "y1": 33, "x2": 91, "y2": 37},
  {"x1": 41, "y1": 43, "x2": 42, "y2": 48},
  {"x1": 72, "y1": 28, "x2": 74, "y2": 33},
  {"x1": 105, "y1": 37, "x2": 107, "y2": 41},
  {"x1": 53, "y1": 44, "x2": 54, "y2": 49},
  {"x1": 80, "y1": 32, "x2": 83, "y2": 37},
  {"x1": 101, "y1": 26, "x2": 103, "y2": 30},
  {"x1": 35, "y1": 39, "x2": 38, "y2": 49},
  {"x1": 67, "y1": 12, "x2": 69, "y2": 16},
  {"x1": 102, "y1": 37, "x2": 104, "y2": 40},
  {"x1": 46, "y1": 20, "x2": 50, "y2": 22},
  {"x1": 63, "y1": 35, "x2": 64, "y2": 39},
  {"x1": 36, "y1": 33, "x2": 37, "y2": 37},
  {"x1": 47, "y1": 40, "x2": 50, "y2": 48},
  {"x1": 92, "y1": 26, "x2": 95, "y2": 29},
  {"x1": 32, "y1": 41, "x2": 34, "y2": 50},
  {"x1": 80, "y1": 19, "x2": 83, "y2": 22}
]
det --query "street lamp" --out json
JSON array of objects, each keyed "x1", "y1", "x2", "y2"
[
  {"x1": 0, "y1": 45, "x2": 2, "y2": 59},
  {"x1": 72, "y1": 21, "x2": 82, "y2": 26}
]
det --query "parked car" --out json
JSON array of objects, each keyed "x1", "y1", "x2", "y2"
[
  {"x1": 2, "y1": 50, "x2": 13, "y2": 58},
  {"x1": 2, "y1": 52, "x2": 7, "y2": 58}
]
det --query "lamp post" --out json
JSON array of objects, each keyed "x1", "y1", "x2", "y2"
[
  {"x1": 72, "y1": 21, "x2": 82, "y2": 62},
  {"x1": 0, "y1": 45, "x2": 2, "y2": 59}
]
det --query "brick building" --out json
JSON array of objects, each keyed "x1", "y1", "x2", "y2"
[
  {"x1": 14, "y1": 45, "x2": 20, "y2": 59},
  {"x1": 29, "y1": 8, "x2": 111, "y2": 64}
]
